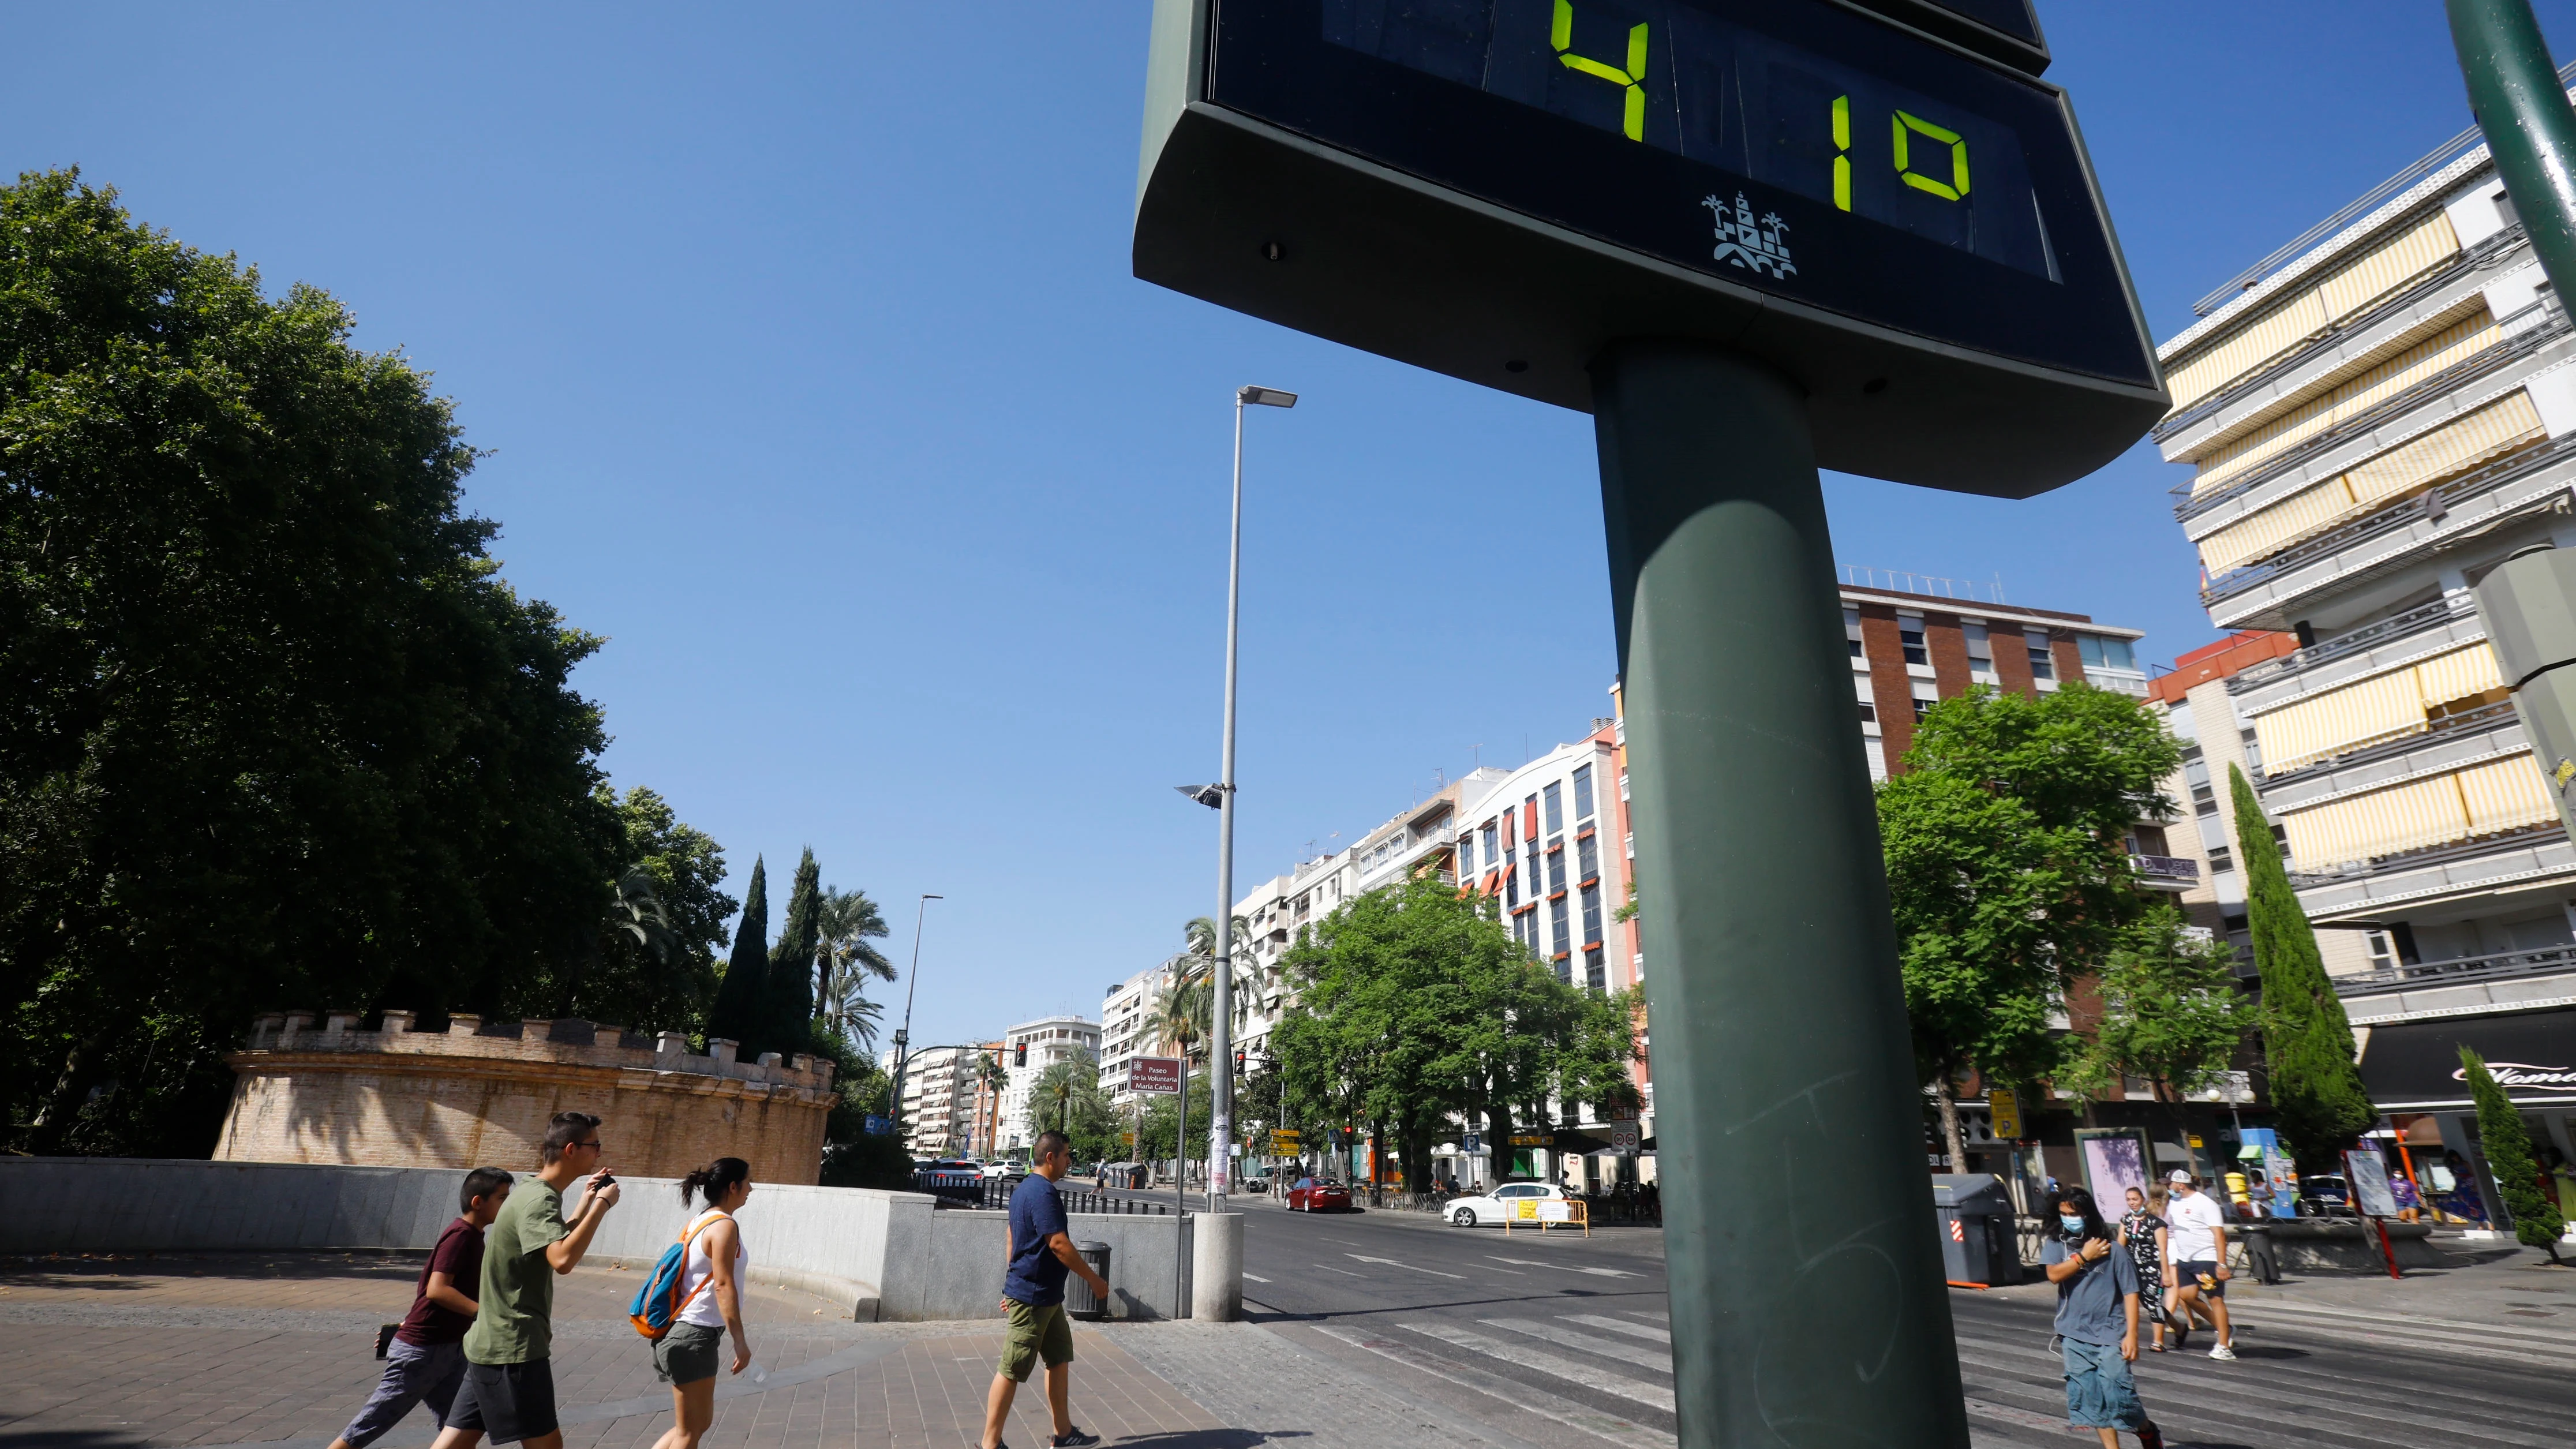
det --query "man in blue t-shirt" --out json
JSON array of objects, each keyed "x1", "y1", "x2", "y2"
[{"x1": 979, "y1": 1130, "x2": 1111, "y2": 1449}]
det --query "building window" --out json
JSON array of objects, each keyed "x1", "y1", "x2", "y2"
[
  {"x1": 1845, "y1": 606, "x2": 1864, "y2": 658},
  {"x1": 1900, "y1": 613, "x2": 1927, "y2": 665},
  {"x1": 1543, "y1": 781, "x2": 1564, "y2": 834},
  {"x1": 2205, "y1": 844, "x2": 2233, "y2": 875},
  {"x1": 1859, "y1": 700, "x2": 1878, "y2": 725},
  {"x1": 1964, "y1": 621, "x2": 1993, "y2": 671},
  {"x1": 2025, "y1": 628, "x2": 2054, "y2": 680},
  {"x1": 1547, "y1": 846, "x2": 1567, "y2": 893},
  {"x1": 1913, "y1": 697, "x2": 1933, "y2": 722},
  {"x1": 1482, "y1": 820, "x2": 1499, "y2": 868},
  {"x1": 1458, "y1": 832, "x2": 1476, "y2": 874},
  {"x1": 1506, "y1": 851, "x2": 1521, "y2": 907},
  {"x1": 1584, "y1": 946, "x2": 1606, "y2": 992},
  {"x1": 1550, "y1": 896, "x2": 1572, "y2": 957},
  {"x1": 1525, "y1": 794, "x2": 1540, "y2": 842},
  {"x1": 2365, "y1": 931, "x2": 2399, "y2": 972},
  {"x1": 1581, "y1": 883, "x2": 1602, "y2": 942},
  {"x1": 1577, "y1": 833, "x2": 1598, "y2": 882},
  {"x1": 1624, "y1": 831, "x2": 1634, "y2": 859},
  {"x1": 2078, "y1": 634, "x2": 2137, "y2": 672},
  {"x1": 1572, "y1": 763, "x2": 1595, "y2": 821}
]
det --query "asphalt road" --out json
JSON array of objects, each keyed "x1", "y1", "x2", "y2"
[{"x1": 1220, "y1": 1194, "x2": 2576, "y2": 1449}]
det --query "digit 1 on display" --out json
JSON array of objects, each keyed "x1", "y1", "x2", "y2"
[
  {"x1": 1831, "y1": 94, "x2": 1851, "y2": 210},
  {"x1": 1552, "y1": 0, "x2": 1648, "y2": 141}
]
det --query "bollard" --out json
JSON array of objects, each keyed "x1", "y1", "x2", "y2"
[{"x1": 1190, "y1": 1211, "x2": 1242, "y2": 1321}]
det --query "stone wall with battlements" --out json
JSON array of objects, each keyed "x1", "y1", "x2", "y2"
[{"x1": 214, "y1": 1011, "x2": 838, "y2": 1185}]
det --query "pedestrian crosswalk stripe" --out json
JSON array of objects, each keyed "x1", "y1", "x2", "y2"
[
  {"x1": 1309, "y1": 1324, "x2": 1671, "y2": 1448},
  {"x1": 1561, "y1": 1313, "x2": 1671, "y2": 1345},
  {"x1": 1485, "y1": 1317, "x2": 1673, "y2": 1371},
  {"x1": 2236, "y1": 1296, "x2": 2567, "y2": 1348},
  {"x1": 1402, "y1": 1323, "x2": 1677, "y2": 1413}
]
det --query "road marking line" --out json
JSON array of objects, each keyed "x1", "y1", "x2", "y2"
[
  {"x1": 1562, "y1": 1313, "x2": 1670, "y2": 1345},
  {"x1": 1487, "y1": 1255, "x2": 1638, "y2": 1278},
  {"x1": 1487, "y1": 1318, "x2": 1671, "y2": 1371},
  {"x1": 1309, "y1": 1324, "x2": 1669, "y2": 1448},
  {"x1": 1402, "y1": 1322, "x2": 1676, "y2": 1412},
  {"x1": 1241, "y1": 1273, "x2": 1271, "y2": 1283},
  {"x1": 1349, "y1": 1254, "x2": 1468, "y2": 1279}
]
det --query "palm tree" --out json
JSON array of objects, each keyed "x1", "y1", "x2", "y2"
[
  {"x1": 1032, "y1": 1050, "x2": 1104, "y2": 1135},
  {"x1": 1147, "y1": 971, "x2": 1208, "y2": 1063},
  {"x1": 1177, "y1": 916, "x2": 1260, "y2": 1044},
  {"x1": 814, "y1": 887, "x2": 895, "y2": 1050},
  {"x1": 605, "y1": 867, "x2": 676, "y2": 964}
]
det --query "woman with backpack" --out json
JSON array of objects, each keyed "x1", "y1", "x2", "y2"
[{"x1": 648, "y1": 1158, "x2": 755, "y2": 1449}]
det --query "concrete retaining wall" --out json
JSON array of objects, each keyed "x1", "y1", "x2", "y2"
[
  {"x1": 2243, "y1": 1219, "x2": 2447, "y2": 1273},
  {"x1": 0, "y1": 1159, "x2": 1197, "y2": 1321}
]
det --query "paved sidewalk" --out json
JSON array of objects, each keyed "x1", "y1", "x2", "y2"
[{"x1": 0, "y1": 1253, "x2": 1233, "y2": 1449}]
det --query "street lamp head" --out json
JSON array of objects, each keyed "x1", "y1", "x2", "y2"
[
  {"x1": 921, "y1": 893, "x2": 943, "y2": 901},
  {"x1": 1238, "y1": 385, "x2": 1298, "y2": 408},
  {"x1": 1175, "y1": 782, "x2": 1226, "y2": 809}
]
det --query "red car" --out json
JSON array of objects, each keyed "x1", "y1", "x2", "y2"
[{"x1": 1285, "y1": 1177, "x2": 1351, "y2": 1212}]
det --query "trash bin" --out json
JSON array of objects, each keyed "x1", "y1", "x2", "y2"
[
  {"x1": 1931, "y1": 1174, "x2": 2020, "y2": 1286},
  {"x1": 1064, "y1": 1241, "x2": 1113, "y2": 1320}
]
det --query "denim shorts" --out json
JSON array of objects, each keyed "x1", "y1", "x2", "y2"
[{"x1": 2060, "y1": 1337, "x2": 2147, "y2": 1431}]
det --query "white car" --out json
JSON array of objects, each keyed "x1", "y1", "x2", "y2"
[
  {"x1": 979, "y1": 1161, "x2": 1016, "y2": 1180},
  {"x1": 1447, "y1": 1181, "x2": 1575, "y2": 1227}
]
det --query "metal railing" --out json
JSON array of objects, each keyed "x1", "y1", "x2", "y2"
[
  {"x1": 912, "y1": 1170, "x2": 1175, "y2": 1215},
  {"x1": 1840, "y1": 566, "x2": 2008, "y2": 604},
  {"x1": 2289, "y1": 820, "x2": 2560, "y2": 886},
  {"x1": 2171, "y1": 305, "x2": 2568, "y2": 518},
  {"x1": 2185, "y1": 61, "x2": 2576, "y2": 319},
  {"x1": 2223, "y1": 593, "x2": 2480, "y2": 695},
  {"x1": 2201, "y1": 432, "x2": 2576, "y2": 608},
  {"x1": 2332, "y1": 941, "x2": 2576, "y2": 995},
  {"x1": 2131, "y1": 855, "x2": 2201, "y2": 888},
  {"x1": 2257, "y1": 698, "x2": 2518, "y2": 784}
]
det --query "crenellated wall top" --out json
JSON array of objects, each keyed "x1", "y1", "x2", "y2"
[{"x1": 235, "y1": 1011, "x2": 837, "y2": 1094}]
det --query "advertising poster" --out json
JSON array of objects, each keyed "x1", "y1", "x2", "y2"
[
  {"x1": 2075, "y1": 1128, "x2": 2151, "y2": 1208},
  {"x1": 2344, "y1": 1144, "x2": 2399, "y2": 1218}
]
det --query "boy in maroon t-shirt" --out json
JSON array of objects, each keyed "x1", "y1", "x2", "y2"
[{"x1": 328, "y1": 1169, "x2": 513, "y2": 1449}]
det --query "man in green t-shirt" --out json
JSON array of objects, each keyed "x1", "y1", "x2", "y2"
[{"x1": 429, "y1": 1111, "x2": 621, "y2": 1449}]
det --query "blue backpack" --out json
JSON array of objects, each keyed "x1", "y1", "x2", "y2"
[{"x1": 627, "y1": 1212, "x2": 724, "y2": 1340}]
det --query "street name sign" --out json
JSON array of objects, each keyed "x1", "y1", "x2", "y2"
[
  {"x1": 1272, "y1": 1129, "x2": 1302, "y2": 1153},
  {"x1": 1135, "y1": 0, "x2": 2163, "y2": 495},
  {"x1": 1129, "y1": 1057, "x2": 1183, "y2": 1094}
]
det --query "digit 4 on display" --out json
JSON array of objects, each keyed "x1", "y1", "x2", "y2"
[{"x1": 1136, "y1": 0, "x2": 2163, "y2": 493}]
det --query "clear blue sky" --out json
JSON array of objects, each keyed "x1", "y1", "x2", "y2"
[{"x1": 10, "y1": 3, "x2": 2572, "y2": 1049}]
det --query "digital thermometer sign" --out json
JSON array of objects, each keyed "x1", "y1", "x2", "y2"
[{"x1": 1135, "y1": 0, "x2": 2165, "y2": 495}]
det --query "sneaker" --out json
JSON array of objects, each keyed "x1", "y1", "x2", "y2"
[
  {"x1": 1053, "y1": 1432, "x2": 1101, "y2": 1448},
  {"x1": 2136, "y1": 1421, "x2": 2165, "y2": 1449},
  {"x1": 2208, "y1": 1342, "x2": 2237, "y2": 1361}
]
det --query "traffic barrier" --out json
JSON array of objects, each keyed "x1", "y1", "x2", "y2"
[{"x1": 1501, "y1": 1197, "x2": 1589, "y2": 1236}]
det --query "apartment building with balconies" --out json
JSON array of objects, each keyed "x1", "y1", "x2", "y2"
[
  {"x1": 2157, "y1": 103, "x2": 2576, "y2": 1207},
  {"x1": 997, "y1": 1014, "x2": 1099, "y2": 1152},
  {"x1": 877, "y1": 1042, "x2": 975, "y2": 1159}
]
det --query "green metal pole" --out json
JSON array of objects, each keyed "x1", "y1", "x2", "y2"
[
  {"x1": 2450, "y1": 0, "x2": 2576, "y2": 298},
  {"x1": 1594, "y1": 340, "x2": 1967, "y2": 1448}
]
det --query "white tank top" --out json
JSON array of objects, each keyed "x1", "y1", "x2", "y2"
[{"x1": 676, "y1": 1209, "x2": 746, "y2": 1328}]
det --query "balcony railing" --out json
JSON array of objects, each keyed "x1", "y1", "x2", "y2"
[
  {"x1": 2130, "y1": 855, "x2": 2201, "y2": 890},
  {"x1": 2225, "y1": 593, "x2": 2479, "y2": 695},
  {"x1": 2171, "y1": 307, "x2": 2568, "y2": 520},
  {"x1": 2334, "y1": 941, "x2": 2576, "y2": 995},
  {"x1": 2256, "y1": 698, "x2": 2519, "y2": 785},
  {"x1": 2202, "y1": 432, "x2": 2576, "y2": 607}
]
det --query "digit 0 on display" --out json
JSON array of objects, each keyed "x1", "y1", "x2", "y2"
[{"x1": 1135, "y1": 0, "x2": 2165, "y2": 495}]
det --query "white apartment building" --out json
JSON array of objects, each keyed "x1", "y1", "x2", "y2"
[
  {"x1": 878, "y1": 1042, "x2": 975, "y2": 1159},
  {"x1": 997, "y1": 1014, "x2": 1100, "y2": 1152},
  {"x1": 2158, "y1": 104, "x2": 2576, "y2": 1205}
]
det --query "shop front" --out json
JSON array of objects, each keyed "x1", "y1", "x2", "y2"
[{"x1": 2356, "y1": 1006, "x2": 2576, "y2": 1228}]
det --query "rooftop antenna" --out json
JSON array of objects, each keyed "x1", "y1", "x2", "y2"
[{"x1": 1472, "y1": 743, "x2": 1483, "y2": 767}]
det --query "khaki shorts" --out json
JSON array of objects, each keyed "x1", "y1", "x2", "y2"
[
  {"x1": 653, "y1": 1322, "x2": 725, "y2": 1386},
  {"x1": 998, "y1": 1300, "x2": 1073, "y2": 1383}
]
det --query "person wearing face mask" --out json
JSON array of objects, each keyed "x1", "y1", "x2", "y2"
[{"x1": 2039, "y1": 1188, "x2": 2164, "y2": 1449}]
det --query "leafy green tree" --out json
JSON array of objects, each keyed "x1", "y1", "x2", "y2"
[
  {"x1": 1880, "y1": 684, "x2": 2181, "y2": 1169},
  {"x1": 0, "y1": 171, "x2": 625, "y2": 1155},
  {"x1": 2060, "y1": 907, "x2": 2253, "y2": 1115},
  {"x1": 708, "y1": 856, "x2": 769, "y2": 1048},
  {"x1": 765, "y1": 848, "x2": 823, "y2": 1050},
  {"x1": 579, "y1": 787, "x2": 734, "y2": 1036},
  {"x1": 2230, "y1": 765, "x2": 2377, "y2": 1172},
  {"x1": 2462, "y1": 1047, "x2": 2563, "y2": 1259}
]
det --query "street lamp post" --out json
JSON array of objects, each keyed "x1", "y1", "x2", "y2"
[
  {"x1": 1208, "y1": 383, "x2": 1295, "y2": 1212},
  {"x1": 886, "y1": 893, "x2": 944, "y2": 1157}
]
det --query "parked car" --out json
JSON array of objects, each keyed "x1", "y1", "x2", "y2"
[
  {"x1": 2299, "y1": 1173, "x2": 2354, "y2": 1217},
  {"x1": 1239, "y1": 1170, "x2": 1271, "y2": 1194},
  {"x1": 1445, "y1": 1180, "x2": 1574, "y2": 1227},
  {"x1": 979, "y1": 1160, "x2": 1019, "y2": 1181},
  {"x1": 1285, "y1": 1177, "x2": 1353, "y2": 1212}
]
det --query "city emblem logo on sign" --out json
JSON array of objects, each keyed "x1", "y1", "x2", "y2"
[
  {"x1": 1703, "y1": 193, "x2": 1795, "y2": 279},
  {"x1": 1128, "y1": 1056, "x2": 1182, "y2": 1094}
]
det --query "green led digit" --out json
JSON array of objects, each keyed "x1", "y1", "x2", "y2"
[
  {"x1": 1892, "y1": 110, "x2": 1970, "y2": 201},
  {"x1": 1832, "y1": 95, "x2": 1851, "y2": 211},
  {"x1": 1552, "y1": 0, "x2": 1647, "y2": 142}
]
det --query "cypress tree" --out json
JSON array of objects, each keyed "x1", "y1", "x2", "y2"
[
  {"x1": 707, "y1": 855, "x2": 769, "y2": 1049},
  {"x1": 2462, "y1": 1046, "x2": 2564, "y2": 1259},
  {"x1": 766, "y1": 848, "x2": 824, "y2": 1052},
  {"x1": 2229, "y1": 765, "x2": 2377, "y2": 1172}
]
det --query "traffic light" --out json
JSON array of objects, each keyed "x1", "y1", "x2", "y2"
[
  {"x1": 1013, "y1": 1043, "x2": 1027, "y2": 1068},
  {"x1": 1234, "y1": 1050, "x2": 1245, "y2": 1072}
]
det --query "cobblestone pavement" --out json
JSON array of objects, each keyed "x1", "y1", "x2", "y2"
[{"x1": 0, "y1": 1254, "x2": 1227, "y2": 1449}]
